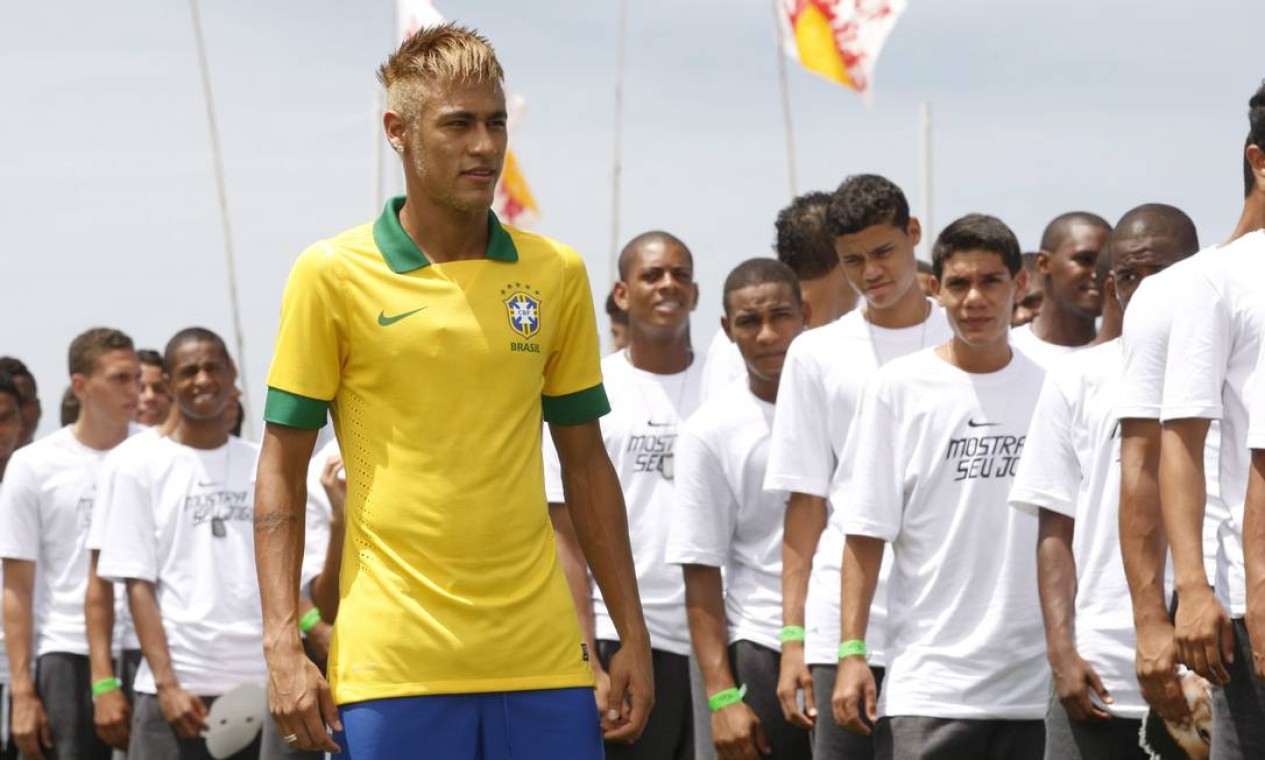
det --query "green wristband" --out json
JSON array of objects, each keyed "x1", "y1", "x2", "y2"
[
  {"x1": 779, "y1": 625, "x2": 806, "y2": 643},
  {"x1": 707, "y1": 684, "x2": 748, "y2": 713},
  {"x1": 91, "y1": 677, "x2": 121, "y2": 698},
  {"x1": 299, "y1": 607, "x2": 322, "y2": 635},
  {"x1": 838, "y1": 639, "x2": 869, "y2": 661}
]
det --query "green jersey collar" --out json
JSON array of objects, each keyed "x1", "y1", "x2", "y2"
[{"x1": 373, "y1": 195, "x2": 518, "y2": 273}]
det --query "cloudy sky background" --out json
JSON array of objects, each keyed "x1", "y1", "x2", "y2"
[{"x1": 2, "y1": 0, "x2": 1259, "y2": 438}]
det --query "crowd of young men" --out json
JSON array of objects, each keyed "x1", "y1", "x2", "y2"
[{"x1": 2, "y1": 21, "x2": 1265, "y2": 760}]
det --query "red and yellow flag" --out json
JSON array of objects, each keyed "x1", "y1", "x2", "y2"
[{"x1": 778, "y1": 0, "x2": 908, "y2": 102}]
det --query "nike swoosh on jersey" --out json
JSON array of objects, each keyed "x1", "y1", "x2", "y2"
[
  {"x1": 966, "y1": 418, "x2": 1001, "y2": 428},
  {"x1": 377, "y1": 307, "x2": 428, "y2": 326}
]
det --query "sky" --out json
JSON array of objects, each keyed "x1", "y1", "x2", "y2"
[{"x1": 2, "y1": 0, "x2": 1260, "y2": 440}]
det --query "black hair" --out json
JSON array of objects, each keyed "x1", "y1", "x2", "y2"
[
  {"x1": 1139, "y1": 709, "x2": 1194, "y2": 759},
  {"x1": 0, "y1": 371, "x2": 19, "y2": 405},
  {"x1": 60, "y1": 386, "x2": 80, "y2": 427},
  {"x1": 916, "y1": 259, "x2": 933, "y2": 275},
  {"x1": 230, "y1": 398, "x2": 245, "y2": 438},
  {"x1": 722, "y1": 258, "x2": 802, "y2": 316},
  {"x1": 1111, "y1": 203, "x2": 1200, "y2": 268},
  {"x1": 827, "y1": 174, "x2": 911, "y2": 237},
  {"x1": 604, "y1": 286, "x2": 628, "y2": 326},
  {"x1": 163, "y1": 327, "x2": 230, "y2": 372},
  {"x1": 617, "y1": 231, "x2": 692, "y2": 280},
  {"x1": 1246, "y1": 82, "x2": 1265, "y2": 197},
  {"x1": 0, "y1": 357, "x2": 35, "y2": 393},
  {"x1": 774, "y1": 191, "x2": 840, "y2": 280},
  {"x1": 137, "y1": 349, "x2": 166, "y2": 372},
  {"x1": 931, "y1": 214, "x2": 1022, "y2": 280},
  {"x1": 1039, "y1": 212, "x2": 1111, "y2": 254}
]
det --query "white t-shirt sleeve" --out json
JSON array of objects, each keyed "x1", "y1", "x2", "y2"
[
  {"x1": 1249, "y1": 342, "x2": 1265, "y2": 450},
  {"x1": 665, "y1": 424, "x2": 735, "y2": 568},
  {"x1": 542, "y1": 430, "x2": 564, "y2": 503},
  {"x1": 765, "y1": 341, "x2": 831, "y2": 497},
  {"x1": 1116, "y1": 277, "x2": 1170, "y2": 420},
  {"x1": 96, "y1": 466, "x2": 158, "y2": 584},
  {"x1": 0, "y1": 453, "x2": 40, "y2": 561},
  {"x1": 1009, "y1": 372, "x2": 1079, "y2": 518},
  {"x1": 1162, "y1": 273, "x2": 1231, "y2": 422},
  {"x1": 834, "y1": 383, "x2": 901, "y2": 542},
  {"x1": 300, "y1": 453, "x2": 334, "y2": 593}
]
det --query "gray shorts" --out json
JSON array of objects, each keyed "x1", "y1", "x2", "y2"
[
  {"x1": 729, "y1": 640, "x2": 811, "y2": 759},
  {"x1": 1043, "y1": 694, "x2": 1147, "y2": 760},
  {"x1": 598, "y1": 640, "x2": 694, "y2": 760},
  {"x1": 131, "y1": 693, "x2": 261, "y2": 760},
  {"x1": 810, "y1": 663, "x2": 886, "y2": 759},
  {"x1": 1210, "y1": 618, "x2": 1265, "y2": 760},
  {"x1": 876, "y1": 715, "x2": 1044, "y2": 760},
  {"x1": 36, "y1": 652, "x2": 112, "y2": 760}
]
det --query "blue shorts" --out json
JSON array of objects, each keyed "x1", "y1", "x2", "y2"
[{"x1": 332, "y1": 687, "x2": 602, "y2": 760}]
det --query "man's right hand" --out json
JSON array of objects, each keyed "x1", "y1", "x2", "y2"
[
  {"x1": 1136, "y1": 618, "x2": 1194, "y2": 725},
  {"x1": 601, "y1": 639, "x2": 655, "y2": 743},
  {"x1": 775, "y1": 643, "x2": 816, "y2": 729},
  {"x1": 712, "y1": 701, "x2": 771, "y2": 760},
  {"x1": 157, "y1": 682, "x2": 208, "y2": 740},
  {"x1": 831, "y1": 656, "x2": 876, "y2": 736},
  {"x1": 11, "y1": 689, "x2": 53, "y2": 759},
  {"x1": 1174, "y1": 585, "x2": 1234, "y2": 685},
  {"x1": 1049, "y1": 648, "x2": 1111, "y2": 722},
  {"x1": 265, "y1": 642, "x2": 341, "y2": 753},
  {"x1": 93, "y1": 688, "x2": 132, "y2": 750}
]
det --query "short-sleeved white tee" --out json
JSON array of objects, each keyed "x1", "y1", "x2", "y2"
[
  {"x1": 700, "y1": 330, "x2": 745, "y2": 403},
  {"x1": 301, "y1": 439, "x2": 340, "y2": 593},
  {"x1": 96, "y1": 436, "x2": 264, "y2": 696},
  {"x1": 665, "y1": 380, "x2": 783, "y2": 650},
  {"x1": 837, "y1": 348, "x2": 1047, "y2": 719},
  {"x1": 0, "y1": 425, "x2": 139, "y2": 658},
  {"x1": 1009, "y1": 340, "x2": 1149, "y2": 719},
  {"x1": 544, "y1": 350, "x2": 703, "y2": 655},
  {"x1": 1161, "y1": 230, "x2": 1265, "y2": 615},
  {"x1": 1009, "y1": 323, "x2": 1086, "y2": 369},
  {"x1": 764, "y1": 303, "x2": 951, "y2": 666}
]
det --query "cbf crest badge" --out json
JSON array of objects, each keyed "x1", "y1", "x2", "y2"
[{"x1": 503, "y1": 286, "x2": 542, "y2": 340}]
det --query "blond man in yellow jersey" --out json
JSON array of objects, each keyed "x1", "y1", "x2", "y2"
[{"x1": 253, "y1": 24, "x2": 653, "y2": 759}]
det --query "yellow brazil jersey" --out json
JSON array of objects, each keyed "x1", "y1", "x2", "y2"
[{"x1": 264, "y1": 196, "x2": 609, "y2": 704}]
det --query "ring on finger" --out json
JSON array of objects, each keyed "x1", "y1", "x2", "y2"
[{"x1": 283, "y1": 733, "x2": 299, "y2": 745}]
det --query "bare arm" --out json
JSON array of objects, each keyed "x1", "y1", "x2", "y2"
[
  {"x1": 1244, "y1": 450, "x2": 1265, "y2": 680},
  {"x1": 550, "y1": 419, "x2": 653, "y2": 742},
  {"x1": 127, "y1": 579, "x2": 208, "y2": 739},
  {"x1": 3, "y1": 558, "x2": 51, "y2": 758},
  {"x1": 1160, "y1": 418, "x2": 1233, "y2": 684},
  {"x1": 1038, "y1": 510, "x2": 1109, "y2": 721},
  {"x1": 255, "y1": 423, "x2": 339, "y2": 753},
  {"x1": 85, "y1": 550, "x2": 130, "y2": 750},
  {"x1": 776, "y1": 492, "x2": 825, "y2": 729},
  {"x1": 309, "y1": 455, "x2": 345, "y2": 623},
  {"x1": 832, "y1": 535, "x2": 884, "y2": 735}
]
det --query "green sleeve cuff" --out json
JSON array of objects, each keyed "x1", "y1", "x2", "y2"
[
  {"x1": 264, "y1": 387, "x2": 330, "y2": 430},
  {"x1": 542, "y1": 384, "x2": 610, "y2": 426}
]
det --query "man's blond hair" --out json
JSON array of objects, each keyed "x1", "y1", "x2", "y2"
[{"x1": 377, "y1": 23, "x2": 504, "y2": 121}]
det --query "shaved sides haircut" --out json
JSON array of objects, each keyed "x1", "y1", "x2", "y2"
[
  {"x1": 1111, "y1": 203, "x2": 1200, "y2": 262},
  {"x1": 618, "y1": 230, "x2": 693, "y2": 280},
  {"x1": 378, "y1": 22, "x2": 504, "y2": 122},
  {"x1": 1039, "y1": 211, "x2": 1112, "y2": 253},
  {"x1": 774, "y1": 192, "x2": 839, "y2": 280},
  {"x1": 722, "y1": 258, "x2": 802, "y2": 315},
  {"x1": 1246, "y1": 80, "x2": 1265, "y2": 197},
  {"x1": 163, "y1": 327, "x2": 230, "y2": 372}
]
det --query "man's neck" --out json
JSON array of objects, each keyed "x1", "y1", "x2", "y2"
[
  {"x1": 1090, "y1": 301, "x2": 1123, "y2": 346},
  {"x1": 627, "y1": 329, "x2": 693, "y2": 375},
  {"x1": 1030, "y1": 299, "x2": 1096, "y2": 348},
  {"x1": 938, "y1": 336, "x2": 1013, "y2": 374},
  {"x1": 73, "y1": 410, "x2": 130, "y2": 451},
  {"x1": 398, "y1": 191, "x2": 489, "y2": 265},
  {"x1": 168, "y1": 417, "x2": 229, "y2": 451},
  {"x1": 748, "y1": 373, "x2": 778, "y2": 405},
  {"x1": 866, "y1": 288, "x2": 929, "y2": 329},
  {"x1": 1227, "y1": 194, "x2": 1265, "y2": 245}
]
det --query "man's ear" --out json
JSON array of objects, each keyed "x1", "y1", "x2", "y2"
[
  {"x1": 1013, "y1": 268, "x2": 1030, "y2": 307},
  {"x1": 720, "y1": 313, "x2": 733, "y2": 342},
  {"x1": 906, "y1": 217, "x2": 922, "y2": 248},
  {"x1": 612, "y1": 281, "x2": 630, "y2": 312}
]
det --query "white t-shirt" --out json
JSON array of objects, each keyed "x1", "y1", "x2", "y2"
[
  {"x1": 700, "y1": 330, "x2": 745, "y2": 403},
  {"x1": 96, "y1": 436, "x2": 264, "y2": 696},
  {"x1": 1009, "y1": 323, "x2": 1086, "y2": 369},
  {"x1": 837, "y1": 348, "x2": 1047, "y2": 719},
  {"x1": 1008, "y1": 340, "x2": 1148, "y2": 718},
  {"x1": 1115, "y1": 253, "x2": 1227, "y2": 582},
  {"x1": 1161, "y1": 230, "x2": 1265, "y2": 615},
  {"x1": 301, "y1": 439, "x2": 340, "y2": 593},
  {"x1": 665, "y1": 380, "x2": 783, "y2": 650},
  {"x1": 544, "y1": 350, "x2": 703, "y2": 656},
  {"x1": 764, "y1": 303, "x2": 952, "y2": 666},
  {"x1": 0, "y1": 425, "x2": 138, "y2": 658}
]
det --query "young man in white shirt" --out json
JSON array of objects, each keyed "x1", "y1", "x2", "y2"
[
  {"x1": 700, "y1": 191, "x2": 858, "y2": 400},
  {"x1": 668, "y1": 259, "x2": 812, "y2": 760},
  {"x1": 135, "y1": 350, "x2": 171, "y2": 428},
  {"x1": 1010, "y1": 204, "x2": 1200, "y2": 759},
  {"x1": 96, "y1": 328, "x2": 274, "y2": 760},
  {"x1": 833, "y1": 213, "x2": 1047, "y2": 758},
  {"x1": 1160, "y1": 85, "x2": 1265, "y2": 759},
  {"x1": 0, "y1": 358, "x2": 41, "y2": 481},
  {"x1": 1010, "y1": 212, "x2": 1110, "y2": 367},
  {"x1": 0, "y1": 329, "x2": 141, "y2": 760},
  {"x1": 765, "y1": 174, "x2": 951, "y2": 759},
  {"x1": 547, "y1": 231, "x2": 703, "y2": 759},
  {"x1": 0, "y1": 372, "x2": 25, "y2": 760}
]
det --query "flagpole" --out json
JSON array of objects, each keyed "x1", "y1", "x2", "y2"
[
  {"x1": 187, "y1": 0, "x2": 253, "y2": 439},
  {"x1": 770, "y1": 0, "x2": 798, "y2": 198},
  {"x1": 919, "y1": 101, "x2": 933, "y2": 261},
  {"x1": 608, "y1": 0, "x2": 629, "y2": 284}
]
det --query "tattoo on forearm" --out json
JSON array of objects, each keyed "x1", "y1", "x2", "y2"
[{"x1": 254, "y1": 511, "x2": 297, "y2": 534}]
